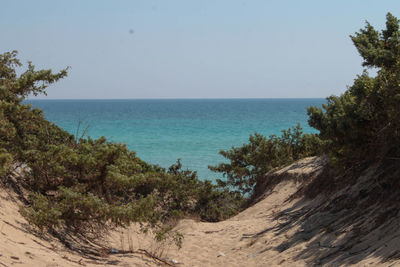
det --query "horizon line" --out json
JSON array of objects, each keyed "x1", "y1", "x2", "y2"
[{"x1": 26, "y1": 97, "x2": 326, "y2": 101}]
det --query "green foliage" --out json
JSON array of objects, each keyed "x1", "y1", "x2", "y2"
[
  {"x1": 0, "y1": 51, "x2": 243, "y2": 241},
  {"x1": 163, "y1": 160, "x2": 245, "y2": 222},
  {"x1": 194, "y1": 179, "x2": 244, "y2": 222},
  {"x1": 209, "y1": 124, "x2": 323, "y2": 196},
  {"x1": 20, "y1": 193, "x2": 62, "y2": 230},
  {"x1": 0, "y1": 51, "x2": 68, "y2": 102},
  {"x1": 0, "y1": 148, "x2": 12, "y2": 178},
  {"x1": 308, "y1": 13, "x2": 400, "y2": 165}
]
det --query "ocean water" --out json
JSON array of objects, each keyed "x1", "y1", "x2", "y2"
[{"x1": 27, "y1": 99, "x2": 325, "y2": 181}]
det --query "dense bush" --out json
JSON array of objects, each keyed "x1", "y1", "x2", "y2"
[
  {"x1": 0, "y1": 51, "x2": 243, "y2": 239},
  {"x1": 307, "y1": 13, "x2": 400, "y2": 166},
  {"x1": 209, "y1": 124, "x2": 324, "y2": 196}
]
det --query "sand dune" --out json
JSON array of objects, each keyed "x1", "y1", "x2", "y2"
[{"x1": 1, "y1": 157, "x2": 400, "y2": 266}]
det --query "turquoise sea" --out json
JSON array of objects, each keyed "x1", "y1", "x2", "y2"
[{"x1": 27, "y1": 99, "x2": 324, "y2": 181}]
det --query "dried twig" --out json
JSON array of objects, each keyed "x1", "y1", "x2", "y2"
[{"x1": 110, "y1": 249, "x2": 175, "y2": 266}]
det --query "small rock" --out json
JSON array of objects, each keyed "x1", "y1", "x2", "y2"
[
  {"x1": 11, "y1": 256, "x2": 19, "y2": 260},
  {"x1": 217, "y1": 252, "x2": 225, "y2": 257},
  {"x1": 109, "y1": 248, "x2": 119, "y2": 254},
  {"x1": 171, "y1": 259, "x2": 179, "y2": 264}
]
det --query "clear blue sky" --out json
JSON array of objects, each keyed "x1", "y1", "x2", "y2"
[{"x1": 1, "y1": 1, "x2": 399, "y2": 99}]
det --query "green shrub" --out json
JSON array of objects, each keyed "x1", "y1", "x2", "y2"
[
  {"x1": 0, "y1": 148, "x2": 13, "y2": 178},
  {"x1": 307, "y1": 13, "x2": 400, "y2": 165},
  {"x1": 195, "y1": 180, "x2": 244, "y2": 222},
  {"x1": 20, "y1": 193, "x2": 62, "y2": 230},
  {"x1": 163, "y1": 160, "x2": 245, "y2": 222},
  {"x1": 209, "y1": 124, "x2": 323, "y2": 196}
]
